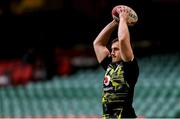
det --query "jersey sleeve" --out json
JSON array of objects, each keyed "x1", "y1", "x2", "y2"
[
  {"x1": 100, "y1": 56, "x2": 111, "y2": 70},
  {"x1": 124, "y1": 58, "x2": 139, "y2": 74},
  {"x1": 123, "y1": 57, "x2": 139, "y2": 86}
]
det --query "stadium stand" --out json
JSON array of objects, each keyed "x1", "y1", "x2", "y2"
[{"x1": 0, "y1": 52, "x2": 180, "y2": 118}]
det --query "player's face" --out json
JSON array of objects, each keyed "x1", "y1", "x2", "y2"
[{"x1": 111, "y1": 41, "x2": 121, "y2": 62}]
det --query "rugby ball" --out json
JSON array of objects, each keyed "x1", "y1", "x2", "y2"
[{"x1": 112, "y1": 5, "x2": 138, "y2": 26}]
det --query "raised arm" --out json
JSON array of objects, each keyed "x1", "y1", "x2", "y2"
[
  {"x1": 93, "y1": 20, "x2": 118, "y2": 63},
  {"x1": 118, "y1": 7, "x2": 134, "y2": 62}
]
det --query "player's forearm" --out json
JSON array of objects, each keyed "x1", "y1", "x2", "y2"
[
  {"x1": 118, "y1": 18, "x2": 130, "y2": 41},
  {"x1": 118, "y1": 18, "x2": 134, "y2": 61},
  {"x1": 93, "y1": 20, "x2": 118, "y2": 46}
]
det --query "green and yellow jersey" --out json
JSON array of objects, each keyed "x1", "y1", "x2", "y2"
[{"x1": 100, "y1": 56, "x2": 139, "y2": 119}]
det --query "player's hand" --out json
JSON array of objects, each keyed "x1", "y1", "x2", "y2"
[{"x1": 117, "y1": 6, "x2": 129, "y2": 22}]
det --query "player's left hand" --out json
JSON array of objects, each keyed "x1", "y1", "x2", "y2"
[{"x1": 117, "y1": 6, "x2": 129, "y2": 22}]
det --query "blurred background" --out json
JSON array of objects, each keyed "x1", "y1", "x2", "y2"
[{"x1": 0, "y1": 0, "x2": 180, "y2": 118}]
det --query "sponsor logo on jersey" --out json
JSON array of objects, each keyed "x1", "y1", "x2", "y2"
[{"x1": 104, "y1": 75, "x2": 110, "y2": 86}]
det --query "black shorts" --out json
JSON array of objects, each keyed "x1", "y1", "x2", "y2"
[{"x1": 102, "y1": 102, "x2": 137, "y2": 119}]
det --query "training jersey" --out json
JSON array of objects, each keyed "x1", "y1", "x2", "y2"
[{"x1": 100, "y1": 56, "x2": 139, "y2": 118}]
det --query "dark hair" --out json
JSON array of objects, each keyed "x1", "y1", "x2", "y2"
[
  {"x1": 111, "y1": 38, "x2": 119, "y2": 45},
  {"x1": 107, "y1": 38, "x2": 118, "y2": 51}
]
